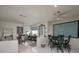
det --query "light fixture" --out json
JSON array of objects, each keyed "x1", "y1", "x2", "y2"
[
  {"x1": 19, "y1": 14, "x2": 26, "y2": 17},
  {"x1": 54, "y1": 5, "x2": 58, "y2": 7}
]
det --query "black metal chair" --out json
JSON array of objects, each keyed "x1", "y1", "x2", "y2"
[
  {"x1": 63, "y1": 35, "x2": 71, "y2": 53},
  {"x1": 48, "y1": 35, "x2": 53, "y2": 50},
  {"x1": 56, "y1": 35, "x2": 64, "y2": 53},
  {"x1": 51, "y1": 36, "x2": 58, "y2": 48}
]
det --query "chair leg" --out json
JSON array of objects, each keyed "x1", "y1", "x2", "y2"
[
  {"x1": 67, "y1": 45, "x2": 71, "y2": 53},
  {"x1": 50, "y1": 45, "x2": 52, "y2": 51},
  {"x1": 57, "y1": 47, "x2": 64, "y2": 53},
  {"x1": 57, "y1": 46, "x2": 59, "y2": 53},
  {"x1": 51, "y1": 47, "x2": 53, "y2": 51},
  {"x1": 60, "y1": 48, "x2": 64, "y2": 53}
]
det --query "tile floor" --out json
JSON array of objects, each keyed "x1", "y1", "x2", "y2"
[{"x1": 18, "y1": 41, "x2": 79, "y2": 53}]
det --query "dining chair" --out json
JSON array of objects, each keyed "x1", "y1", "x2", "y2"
[
  {"x1": 48, "y1": 35, "x2": 53, "y2": 50},
  {"x1": 63, "y1": 35, "x2": 71, "y2": 52},
  {"x1": 57, "y1": 35, "x2": 64, "y2": 53}
]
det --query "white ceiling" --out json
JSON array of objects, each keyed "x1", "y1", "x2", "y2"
[{"x1": 0, "y1": 5, "x2": 79, "y2": 26}]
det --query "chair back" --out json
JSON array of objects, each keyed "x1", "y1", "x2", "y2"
[
  {"x1": 58, "y1": 35, "x2": 64, "y2": 46},
  {"x1": 66, "y1": 35, "x2": 71, "y2": 44}
]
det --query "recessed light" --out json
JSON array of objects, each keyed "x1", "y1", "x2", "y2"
[
  {"x1": 57, "y1": 18, "x2": 60, "y2": 20},
  {"x1": 19, "y1": 14, "x2": 26, "y2": 17}
]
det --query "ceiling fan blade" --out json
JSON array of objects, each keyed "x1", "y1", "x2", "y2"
[
  {"x1": 53, "y1": 10, "x2": 72, "y2": 21},
  {"x1": 58, "y1": 10, "x2": 70, "y2": 16}
]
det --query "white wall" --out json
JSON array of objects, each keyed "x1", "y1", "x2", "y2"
[
  {"x1": 47, "y1": 22, "x2": 53, "y2": 35},
  {"x1": 70, "y1": 38, "x2": 79, "y2": 52},
  {"x1": 0, "y1": 21, "x2": 23, "y2": 40},
  {"x1": 0, "y1": 24, "x2": 3, "y2": 38}
]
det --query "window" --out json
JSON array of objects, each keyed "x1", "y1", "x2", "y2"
[{"x1": 32, "y1": 30, "x2": 38, "y2": 36}]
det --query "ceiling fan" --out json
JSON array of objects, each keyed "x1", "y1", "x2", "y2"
[{"x1": 53, "y1": 10, "x2": 70, "y2": 20}]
